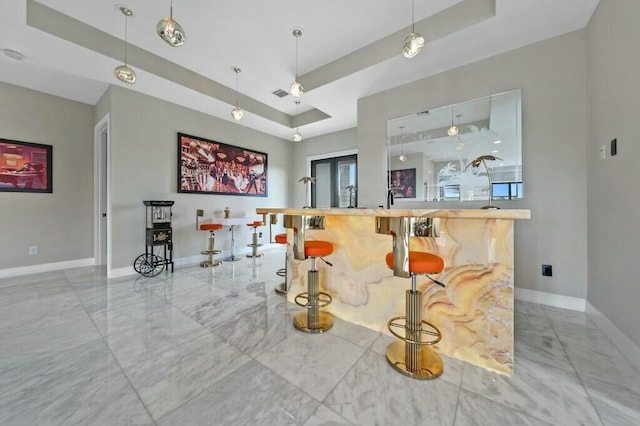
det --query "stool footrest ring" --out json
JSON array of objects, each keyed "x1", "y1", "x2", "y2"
[
  {"x1": 276, "y1": 268, "x2": 286, "y2": 277},
  {"x1": 294, "y1": 291, "x2": 333, "y2": 309},
  {"x1": 247, "y1": 243, "x2": 264, "y2": 248},
  {"x1": 387, "y1": 316, "x2": 442, "y2": 345},
  {"x1": 201, "y1": 250, "x2": 221, "y2": 255}
]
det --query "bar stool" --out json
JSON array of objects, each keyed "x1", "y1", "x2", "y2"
[
  {"x1": 196, "y1": 209, "x2": 223, "y2": 268},
  {"x1": 274, "y1": 233, "x2": 288, "y2": 295},
  {"x1": 293, "y1": 240, "x2": 334, "y2": 333},
  {"x1": 385, "y1": 251, "x2": 445, "y2": 380},
  {"x1": 246, "y1": 221, "x2": 264, "y2": 258}
]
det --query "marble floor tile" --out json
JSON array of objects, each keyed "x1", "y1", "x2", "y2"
[
  {"x1": 0, "y1": 270, "x2": 67, "y2": 289},
  {"x1": 303, "y1": 404, "x2": 354, "y2": 426},
  {"x1": 209, "y1": 299, "x2": 302, "y2": 358},
  {"x1": 124, "y1": 331, "x2": 251, "y2": 420},
  {"x1": 328, "y1": 316, "x2": 380, "y2": 349},
  {"x1": 0, "y1": 337, "x2": 153, "y2": 426},
  {"x1": 583, "y1": 377, "x2": 640, "y2": 426},
  {"x1": 562, "y1": 338, "x2": 640, "y2": 395},
  {"x1": 461, "y1": 355, "x2": 602, "y2": 426},
  {"x1": 370, "y1": 333, "x2": 465, "y2": 387},
  {"x1": 257, "y1": 329, "x2": 366, "y2": 401},
  {"x1": 325, "y1": 350, "x2": 458, "y2": 426},
  {"x1": 158, "y1": 359, "x2": 319, "y2": 425},
  {"x1": 94, "y1": 297, "x2": 210, "y2": 369},
  {"x1": 454, "y1": 389, "x2": 552, "y2": 426},
  {"x1": 514, "y1": 327, "x2": 574, "y2": 372},
  {"x1": 552, "y1": 320, "x2": 613, "y2": 347}
]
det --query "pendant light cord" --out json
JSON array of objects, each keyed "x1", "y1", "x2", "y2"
[
  {"x1": 295, "y1": 36, "x2": 299, "y2": 80},
  {"x1": 124, "y1": 14, "x2": 129, "y2": 65},
  {"x1": 411, "y1": 0, "x2": 415, "y2": 33},
  {"x1": 170, "y1": 0, "x2": 174, "y2": 19},
  {"x1": 235, "y1": 71, "x2": 239, "y2": 108}
]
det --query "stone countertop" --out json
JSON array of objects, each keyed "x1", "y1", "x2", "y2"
[{"x1": 256, "y1": 207, "x2": 530, "y2": 220}]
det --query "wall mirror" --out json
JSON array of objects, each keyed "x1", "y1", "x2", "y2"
[{"x1": 387, "y1": 89, "x2": 522, "y2": 203}]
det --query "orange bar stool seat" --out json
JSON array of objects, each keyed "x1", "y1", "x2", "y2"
[
  {"x1": 246, "y1": 221, "x2": 265, "y2": 258},
  {"x1": 274, "y1": 233, "x2": 288, "y2": 295},
  {"x1": 385, "y1": 250, "x2": 446, "y2": 380},
  {"x1": 293, "y1": 240, "x2": 334, "y2": 333},
  {"x1": 196, "y1": 209, "x2": 223, "y2": 268}
]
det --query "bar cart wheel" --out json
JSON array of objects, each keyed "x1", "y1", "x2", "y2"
[{"x1": 133, "y1": 253, "x2": 165, "y2": 277}]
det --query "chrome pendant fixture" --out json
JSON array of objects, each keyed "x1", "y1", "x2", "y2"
[
  {"x1": 402, "y1": 0, "x2": 425, "y2": 58},
  {"x1": 293, "y1": 100, "x2": 303, "y2": 141},
  {"x1": 290, "y1": 29, "x2": 305, "y2": 98},
  {"x1": 115, "y1": 7, "x2": 136, "y2": 84},
  {"x1": 157, "y1": 0, "x2": 185, "y2": 47},
  {"x1": 231, "y1": 67, "x2": 244, "y2": 121}
]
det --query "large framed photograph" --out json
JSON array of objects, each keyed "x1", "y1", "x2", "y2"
[
  {"x1": 178, "y1": 133, "x2": 267, "y2": 196},
  {"x1": 389, "y1": 168, "x2": 416, "y2": 199},
  {"x1": 0, "y1": 139, "x2": 52, "y2": 193}
]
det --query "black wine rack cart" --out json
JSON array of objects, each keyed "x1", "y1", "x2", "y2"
[{"x1": 133, "y1": 200, "x2": 174, "y2": 277}]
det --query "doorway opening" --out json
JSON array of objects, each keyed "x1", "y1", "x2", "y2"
[
  {"x1": 310, "y1": 154, "x2": 357, "y2": 208},
  {"x1": 94, "y1": 114, "x2": 110, "y2": 269}
]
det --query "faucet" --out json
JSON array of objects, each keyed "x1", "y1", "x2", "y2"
[{"x1": 386, "y1": 189, "x2": 394, "y2": 209}]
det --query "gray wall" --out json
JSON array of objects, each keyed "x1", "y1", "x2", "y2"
[
  {"x1": 357, "y1": 30, "x2": 589, "y2": 299},
  {"x1": 291, "y1": 128, "x2": 357, "y2": 207},
  {"x1": 0, "y1": 82, "x2": 94, "y2": 268},
  {"x1": 104, "y1": 86, "x2": 292, "y2": 270},
  {"x1": 586, "y1": 0, "x2": 640, "y2": 346}
]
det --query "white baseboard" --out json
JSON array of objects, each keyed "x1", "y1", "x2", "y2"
[
  {"x1": 515, "y1": 287, "x2": 586, "y2": 312},
  {"x1": 0, "y1": 258, "x2": 95, "y2": 279},
  {"x1": 586, "y1": 302, "x2": 640, "y2": 374},
  {"x1": 108, "y1": 244, "x2": 284, "y2": 278}
]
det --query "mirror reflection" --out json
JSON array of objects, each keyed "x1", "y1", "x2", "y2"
[{"x1": 387, "y1": 90, "x2": 522, "y2": 203}]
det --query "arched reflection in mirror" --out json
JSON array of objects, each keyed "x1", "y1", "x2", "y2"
[{"x1": 387, "y1": 90, "x2": 522, "y2": 203}]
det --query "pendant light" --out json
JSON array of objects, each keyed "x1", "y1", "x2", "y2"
[
  {"x1": 448, "y1": 110, "x2": 461, "y2": 137},
  {"x1": 114, "y1": 7, "x2": 136, "y2": 84},
  {"x1": 293, "y1": 101, "x2": 303, "y2": 142},
  {"x1": 402, "y1": 0, "x2": 425, "y2": 58},
  {"x1": 290, "y1": 29, "x2": 304, "y2": 98},
  {"x1": 230, "y1": 67, "x2": 244, "y2": 121},
  {"x1": 157, "y1": 0, "x2": 185, "y2": 47},
  {"x1": 398, "y1": 126, "x2": 407, "y2": 161}
]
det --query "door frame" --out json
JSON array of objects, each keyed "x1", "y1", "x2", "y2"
[{"x1": 93, "y1": 114, "x2": 111, "y2": 271}]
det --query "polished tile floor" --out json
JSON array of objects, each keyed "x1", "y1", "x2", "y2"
[{"x1": 1, "y1": 249, "x2": 639, "y2": 425}]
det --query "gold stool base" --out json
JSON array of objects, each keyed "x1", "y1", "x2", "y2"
[
  {"x1": 293, "y1": 311, "x2": 333, "y2": 334},
  {"x1": 246, "y1": 253, "x2": 264, "y2": 258},
  {"x1": 199, "y1": 260, "x2": 221, "y2": 268},
  {"x1": 275, "y1": 282, "x2": 287, "y2": 295},
  {"x1": 385, "y1": 340, "x2": 443, "y2": 380}
]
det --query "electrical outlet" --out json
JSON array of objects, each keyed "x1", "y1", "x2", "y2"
[
  {"x1": 599, "y1": 145, "x2": 606, "y2": 160},
  {"x1": 542, "y1": 264, "x2": 552, "y2": 277},
  {"x1": 29, "y1": 245, "x2": 38, "y2": 255},
  {"x1": 611, "y1": 138, "x2": 617, "y2": 156}
]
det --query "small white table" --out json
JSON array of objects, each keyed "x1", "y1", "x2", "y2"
[{"x1": 211, "y1": 217, "x2": 255, "y2": 261}]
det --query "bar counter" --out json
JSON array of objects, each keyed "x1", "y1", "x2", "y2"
[{"x1": 257, "y1": 208, "x2": 530, "y2": 375}]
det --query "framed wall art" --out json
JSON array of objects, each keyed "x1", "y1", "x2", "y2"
[
  {"x1": 177, "y1": 133, "x2": 267, "y2": 197},
  {"x1": 389, "y1": 168, "x2": 416, "y2": 199},
  {"x1": 0, "y1": 139, "x2": 52, "y2": 193}
]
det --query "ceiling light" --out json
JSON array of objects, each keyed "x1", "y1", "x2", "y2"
[
  {"x1": 157, "y1": 0, "x2": 185, "y2": 47},
  {"x1": 293, "y1": 100, "x2": 302, "y2": 141},
  {"x1": 3, "y1": 49, "x2": 24, "y2": 61},
  {"x1": 231, "y1": 67, "x2": 244, "y2": 121},
  {"x1": 448, "y1": 112, "x2": 461, "y2": 136},
  {"x1": 290, "y1": 29, "x2": 304, "y2": 97},
  {"x1": 402, "y1": 0, "x2": 425, "y2": 58},
  {"x1": 493, "y1": 140, "x2": 502, "y2": 144},
  {"x1": 114, "y1": 7, "x2": 136, "y2": 84}
]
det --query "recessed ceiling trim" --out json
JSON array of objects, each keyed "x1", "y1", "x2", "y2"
[
  {"x1": 300, "y1": 0, "x2": 496, "y2": 93},
  {"x1": 25, "y1": 0, "x2": 331, "y2": 130}
]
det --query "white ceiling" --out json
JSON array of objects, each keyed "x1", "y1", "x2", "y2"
[{"x1": 0, "y1": 0, "x2": 599, "y2": 141}]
